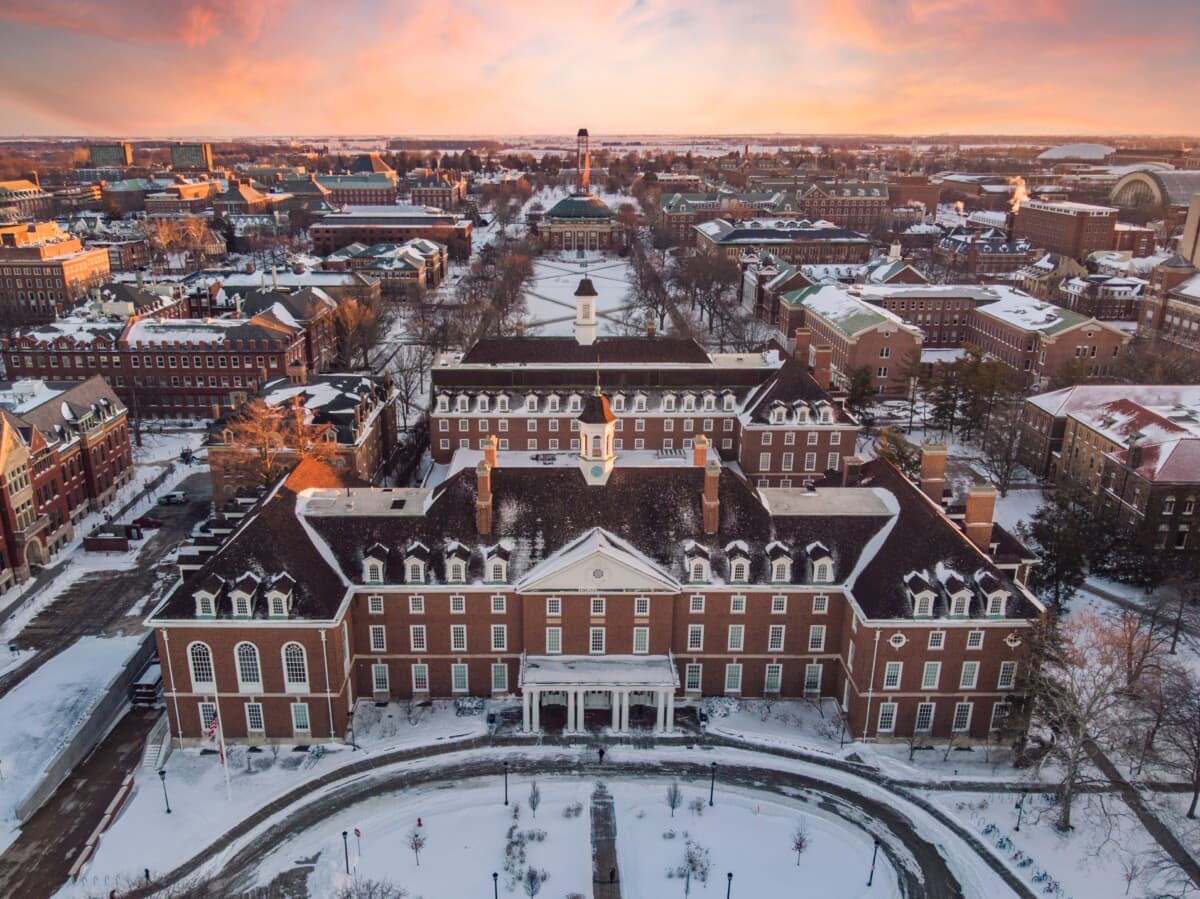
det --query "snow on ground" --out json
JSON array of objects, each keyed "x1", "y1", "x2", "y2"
[
  {"x1": 522, "y1": 255, "x2": 636, "y2": 336},
  {"x1": 69, "y1": 700, "x2": 490, "y2": 890},
  {"x1": 255, "y1": 778, "x2": 593, "y2": 899},
  {"x1": 131, "y1": 427, "x2": 205, "y2": 466},
  {"x1": 0, "y1": 634, "x2": 143, "y2": 853},
  {"x1": 993, "y1": 487, "x2": 1044, "y2": 532},
  {"x1": 929, "y1": 790, "x2": 1177, "y2": 899},
  {"x1": 611, "y1": 780, "x2": 900, "y2": 898}
]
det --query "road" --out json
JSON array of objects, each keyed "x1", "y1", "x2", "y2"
[
  {"x1": 0, "y1": 707, "x2": 160, "y2": 899},
  {"x1": 0, "y1": 471, "x2": 211, "y2": 700}
]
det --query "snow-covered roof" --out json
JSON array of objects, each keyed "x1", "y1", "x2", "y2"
[
  {"x1": 1038, "y1": 143, "x2": 1114, "y2": 161},
  {"x1": 782, "y1": 284, "x2": 912, "y2": 338}
]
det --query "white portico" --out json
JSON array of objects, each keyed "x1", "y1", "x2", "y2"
[{"x1": 519, "y1": 654, "x2": 679, "y2": 734}]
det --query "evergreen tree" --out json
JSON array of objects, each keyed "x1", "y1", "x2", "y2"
[{"x1": 1018, "y1": 486, "x2": 1096, "y2": 610}]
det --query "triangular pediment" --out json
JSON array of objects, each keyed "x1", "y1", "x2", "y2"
[{"x1": 516, "y1": 527, "x2": 681, "y2": 594}]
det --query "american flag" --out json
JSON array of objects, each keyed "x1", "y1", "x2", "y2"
[{"x1": 206, "y1": 713, "x2": 225, "y2": 765}]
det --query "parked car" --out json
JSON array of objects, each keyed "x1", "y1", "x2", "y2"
[
  {"x1": 132, "y1": 516, "x2": 164, "y2": 528},
  {"x1": 159, "y1": 491, "x2": 188, "y2": 505}
]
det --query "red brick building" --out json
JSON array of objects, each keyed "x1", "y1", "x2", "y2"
[
  {"x1": 147, "y1": 436, "x2": 1040, "y2": 745},
  {"x1": 309, "y1": 206, "x2": 472, "y2": 260},
  {"x1": 933, "y1": 229, "x2": 1034, "y2": 276},
  {"x1": 316, "y1": 174, "x2": 398, "y2": 206},
  {"x1": 696, "y1": 218, "x2": 872, "y2": 265},
  {"x1": 407, "y1": 169, "x2": 466, "y2": 208},
  {"x1": 0, "y1": 221, "x2": 111, "y2": 326},
  {"x1": 1012, "y1": 200, "x2": 1118, "y2": 261},
  {"x1": 0, "y1": 376, "x2": 132, "y2": 587}
]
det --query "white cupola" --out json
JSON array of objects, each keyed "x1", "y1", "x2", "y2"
[{"x1": 573, "y1": 277, "x2": 598, "y2": 346}]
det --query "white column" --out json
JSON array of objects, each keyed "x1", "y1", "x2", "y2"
[
  {"x1": 655, "y1": 690, "x2": 665, "y2": 733},
  {"x1": 566, "y1": 690, "x2": 576, "y2": 733},
  {"x1": 618, "y1": 691, "x2": 627, "y2": 732},
  {"x1": 531, "y1": 689, "x2": 540, "y2": 732},
  {"x1": 522, "y1": 690, "x2": 531, "y2": 732},
  {"x1": 666, "y1": 689, "x2": 675, "y2": 733},
  {"x1": 610, "y1": 689, "x2": 620, "y2": 732},
  {"x1": 624, "y1": 691, "x2": 632, "y2": 731},
  {"x1": 573, "y1": 690, "x2": 582, "y2": 733}
]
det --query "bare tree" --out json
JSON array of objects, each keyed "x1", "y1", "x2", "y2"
[
  {"x1": 791, "y1": 821, "x2": 810, "y2": 866},
  {"x1": 219, "y1": 397, "x2": 341, "y2": 488},
  {"x1": 979, "y1": 395, "x2": 1024, "y2": 497},
  {"x1": 407, "y1": 826, "x2": 427, "y2": 867},
  {"x1": 521, "y1": 867, "x2": 549, "y2": 897},
  {"x1": 387, "y1": 342, "x2": 432, "y2": 431},
  {"x1": 1153, "y1": 666, "x2": 1200, "y2": 819},
  {"x1": 334, "y1": 298, "x2": 383, "y2": 369},
  {"x1": 528, "y1": 782, "x2": 541, "y2": 819},
  {"x1": 334, "y1": 879, "x2": 411, "y2": 899},
  {"x1": 665, "y1": 781, "x2": 682, "y2": 818}
]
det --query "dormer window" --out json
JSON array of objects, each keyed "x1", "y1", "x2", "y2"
[
  {"x1": 683, "y1": 393, "x2": 695, "y2": 411},
  {"x1": 232, "y1": 593, "x2": 251, "y2": 619},
  {"x1": 497, "y1": 396, "x2": 509, "y2": 413},
  {"x1": 525, "y1": 395, "x2": 537, "y2": 412},
  {"x1": 772, "y1": 559, "x2": 790, "y2": 583},
  {"x1": 407, "y1": 560, "x2": 425, "y2": 583},
  {"x1": 950, "y1": 593, "x2": 970, "y2": 617},
  {"x1": 796, "y1": 406, "x2": 810, "y2": 423},
  {"x1": 690, "y1": 559, "x2": 708, "y2": 582},
  {"x1": 196, "y1": 594, "x2": 215, "y2": 618},
  {"x1": 663, "y1": 394, "x2": 676, "y2": 412},
  {"x1": 612, "y1": 394, "x2": 625, "y2": 412},
  {"x1": 813, "y1": 561, "x2": 831, "y2": 583},
  {"x1": 635, "y1": 394, "x2": 647, "y2": 412},
  {"x1": 723, "y1": 394, "x2": 735, "y2": 411},
  {"x1": 268, "y1": 590, "x2": 290, "y2": 618},
  {"x1": 547, "y1": 395, "x2": 560, "y2": 412},
  {"x1": 448, "y1": 561, "x2": 466, "y2": 583},
  {"x1": 366, "y1": 562, "x2": 383, "y2": 584},
  {"x1": 456, "y1": 394, "x2": 469, "y2": 412},
  {"x1": 914, "y1": 592, "x2": 933, "y2": 618},
  {"x1": 568, "y1": 394, "x2": 581, "y2": 413},
  {"x1": 436, "y1": 395, "x2": 449, "y2": 413},
  {"x1": 986, "y1": 592, "x2": 1007, "y2": 617},
  {"x1": 703, "y1": 393, "x2": 716, "y2": 411},
  {"x1": 478, "y1": 395, "x2": 490, "y2": 413},
  {"x1": 820, "y1": 407, "x2": 833, "y2": 424},
  {"x1": 770, "y1": 407, "x2": 786, "y2": 424},
  {"x1": 489, "y1": 559, "x2": 507, "y2": 582},
  {"x1": 730, "y1": 560, "x2": 749, "y2": 583}
]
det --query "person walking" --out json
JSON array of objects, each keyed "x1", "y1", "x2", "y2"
[{"x1": 598, "y1": 745, "x2": 605, "y2": 764}]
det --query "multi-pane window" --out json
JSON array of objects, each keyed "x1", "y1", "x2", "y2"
[
  {"x1": 768, "y1": 625, "x2": 785, "y2": 652},
  {"x1": 368, "y1": 595, "x2": 384, "y2": 614},
  {"x1": 291, "y1": 703, "x2": 310, "y2": 733},
  {"x1": 545, "y1": 627, "x2": 562, "y2": 654},
  {"x1": 724, "y1": 663, "x2": 743, "y2": 693},
  {"x1": 883, "y1": 661, "x2": 902, "y2": 689},
  {"x1": 451, "y1": 663, "x2": 469, "y2": 693},
  {"x1": 589, "y1": 627, "x2": 606, "y2": 654},
  {"x1": 966, "y1": 630, "x2": 984, "y2": 650},
  {"x1": 921, "y1": 662, "x2": 941, "y2": 690},
  {"x1": 451, "y1": 625, "x2": 467, "y2": 652},
  {"x1": 235, "y1": 643, "x2": 261, "y2": 691},
  {"x1": 765, "y1": 663, "x2": 783, "y2": 693},
  {"x1": 877, "y1": 702, "x2": 897, "y2": 733},
  {"x1": 687, "y1": 624, "x2": 704, "y2": 651},
  {"x1": 245, "y1": 702, "x2": 265, "y2": 733},
  {"x1": 546, "y1": 597, "x2": 561, "y2": 617},
  {"x1": 634, "y1": 597, "x2": 650, "y2": 616},
  {"x1": 812, "y1": 594, "x2": 828, "y2": 614},
  {"x1": 283, "y1": 643, "x2": 308, "y2": 691},
  {"x1": 990, "y1": 702, "x2": 1011, "y2": 732},
  {"x1": 727, "y1": 624, "x2": 745, "y2": 652},
  {"x1": 689, "y1": 595, "x2": 705, "y2": 613},
  {"x1": 410, "y1": 625, "x2": 427, "y2": 652},
  {"x1": 411, "y1": 664, "x2": 429, "y2": 692},
  {"x1": 808, "y1": 625, "x2": 826, "y2": 652},
  {"x1": 369, "y1": 625, "x2": 386, "y2": 652},
  {"x1": 915, "y1": 702, "x2": 934, "y2": 733},
  {"x1": 409, "y1": 595, "x2": 425, "y2": 614},
  {"x1": 199, "y1": 702, "x2": 217, "y2": 732},
  {"x1": 491, "y1": 595, "x2": 506, "y2": 614},
  {"x1": 804, "y1": 663, "x2": 822, "y2": 693},
  {"x1": 952, "y1": 702, "x2": 973, "y2": 733},
  {"x1": 491, "y1": 625, "x2": 507, "y2": 651},
  {"x1": 960, "y1": 661, "x2": 980, "y2": 689},
  {"x1": 633, "y1": 627, "x2": 649, "y2": 654},
  {"x1": 730, "y1": 595, "x2": 746, "y2": 614},
  {"x1": 492, "y1": 663, "x2": 508, "y2": 692},
  {"x1": 450, "y1": 595, "x2": 466, "y2": 614},
  {"x1": 771, "y1": 595, "x2": 787, "y2": 614},
  {"x1": 189, "y1": 642, "x2": 215, "y2": 690},
  {"x1": 591, "y1": 597, "x2": 606, "y2": 616},
  {"x1": 997, "y1": 661, "x2": 1017, "y2": 690},
  {"x1": 928, "y1": 630, "x2": 945, "y2": 650},
  {"x1": 685, "y1": 664, "x2": 702, "y2": 691},
  {"x1": 372, "y1": 664, "x2": 390, "y2": 693}
]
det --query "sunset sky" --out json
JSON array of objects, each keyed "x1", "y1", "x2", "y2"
[{"x1": 0, "y1": 0, "x2": 1196, "y2": 137}]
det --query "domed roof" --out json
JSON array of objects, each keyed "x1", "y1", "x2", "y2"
[{"x1": 546, "y1": 192, "x2": 613, "y2": 220}]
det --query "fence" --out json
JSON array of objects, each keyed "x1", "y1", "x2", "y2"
[{"x1": 14, "y1": 631, "x2": 157, "y2": 823}]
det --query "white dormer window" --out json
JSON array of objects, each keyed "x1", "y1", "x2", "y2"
[
  {"x1": 612, "y1": 394, "x2": 625, "y2": 412},
  {"x1": 813, "y1": 561, "x2": 831, "y2": 583},
  {"x1": 233, "y1": 594, "x2": 251, "y2": 618},
  {"x1": 820, "y1": 407, "x2": 833, "y2": 424},
  {"x1": 635, "y1": 394, "x2": 647, "y2": 412},
  {"x1": 691, "y1": 560, "x2": 708, "y2": 582},
  {"x1": 498, "y1": 396, "x2": 509, "y2": 413},
  {"x1": 796, "y1": 406, "x2": 810, "y2": 423},
  {"x1": 663, "y1": 394, "x2": 676, "y2": 412},
  {"x1": 723, "y1": 394, "x2": 735, "y2": 411},
  {"x1": 436, "y1": 395, "x2": 449, "y2": 412},
  {"x1": 448, "y1": 561, "x2": 465, "y2": 583},
  {"x1": 683, "y1": 393, "x2": 695, "y2": 411},
  {"x1": 407, "y1": 560, "x2": 425, "y2": 583},
  {"x1": 456, "y1": 395, "x2": 469, "y2": 412},
  {"x1": 478, "y1": 395, "x2": 490, "y2": 413},
  {"x1": 196, "y1": 594, "x2": 215, "y2": 618},
  {"x1": 489, "y1": 560, "x2": 507, "y2": 582},
  {"x1": 525, "y1": 395, "x2": 537, "y2": 412},
  {"x1": 772, "y1": 559, "x2": 790, "y2": 583},
  {"x1": 366, "y1": 562, "x2": 382, "y2": 584},
  {"x1": 986, "y1": 592, "x2": 1007, "y2": 617},
  {"x1": 703, "y1": 394, "x2": 716, "y2": 411},
  {"x1": 914, "y1": 593, "x2": 933, "y2": 617},
  {"x1": 730, "y1": 560, "x2": 748, "y2": 582},
  {"x1": 770, "y1": 407, "x2": 786, "y2": 424},
  {"x1": 568, "y1": 394, "x2": 581, "y2": 412},
  {"x1": 951, "y1": 593, "x2": 969, "y2": 617},
  {"x1": 269, "y1": 593, "x2": 288, "y2": 618},
  {"x1": 547, "y1": 395, "x2": 560, "y2": 412}
]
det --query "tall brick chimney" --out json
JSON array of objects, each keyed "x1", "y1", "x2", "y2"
[
  {"x1": 919, "y1": 444, "x2": 948, "y2": 504},
  {"x1": 692, "y1": 434, "x2": 710, "y2": 467},
  {"x1": 793, "y1": 328, "x2": 811, "y2": 364},
  {"x1": 702, "y1": 459, "x2": 720, "y2": 535},
  {"x1": 964, "y1": 484, "x2": 997, "y2": 552},
  {"x1": 476, "y1": 461, "x2": 493, "y2": 535},
  {"x1": 812, "y1": 344, "x2": 833, "y2": 391},
  {"x1": 646, "y1": 318, "x2": 656, "y2": 338},
  {"x1": 483, "y1": 434, "x2": 499, "y2": 468}
]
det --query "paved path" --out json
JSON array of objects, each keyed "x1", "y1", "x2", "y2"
[
  {"x1": 0, "y1": 706, "x2": 160, "y2": 899},
  {"x1": 590, "y1": 782, "x2": 621, "y2": 898}
]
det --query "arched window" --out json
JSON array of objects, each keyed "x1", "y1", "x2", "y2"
[
  {"x1": 188, "y1": 642, "x2": 215, "y2": 690},
  {"x1": 813, "y1": 562, "x2": 830, "y2": 583},
  {"x1": 283, "y1": 642, "x2": 309, "y2": 692},
  {"x1": 590, "y1": 435, "x2": 601, "y2": 456},
  {"x1": 490, "y1": 561, "x2": 505, "y2": 582},
  {"x1": 367, "y1": 563, "x2": 381, "y2": 583},
  {"x1": 731, "y1": 561, "x2": 748, "y2": 582},
  {"x1": 235, "y1": 642, "x2": 262, "y2": 691},
  {"x1": 449, "y1": 561, "x2": 464, "y2": 582},
  {"x1": 773, "y1": 560, "x2": 789, "y2": 582},
  {"x1": 407, "y1": 561, "x2": 424, "y2": 583},
  {"x1": 691, "y1": 561, "x2": 706, "y2": 582}
]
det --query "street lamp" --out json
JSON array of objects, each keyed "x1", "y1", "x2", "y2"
[
  {"x1": 709, "y1": 762, "x2": 717, "y2": 807},
  {"x1": 503, "y1": 761, "x2": 509, "y2": 806},
  {"x1": 726, "y1": 871, "x2": 733, "y2": 898},
  {"x1": 1014, "y1": 795, "x2": 1025, "y2": 832},
  {"x1": 342, "y1": 830, "x2": 350, "y2": 875},
  {"x1": 867, "y1": 838, "x2": 880, "y2": 887},
  {"x1": 347, "y1": 708, "x2": 357, "y2": 752},
  {"x1": 158, "y1": 769, "x2": 171, "y2": 814},
  {"x1": 492, "y1": 871, "x2": 499, "y2": 899}
]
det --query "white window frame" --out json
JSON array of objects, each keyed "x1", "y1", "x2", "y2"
[
  {"x1": 546, "y1": 596, "x2": 561, "y2": 617},
  {"x1": 772, "y1": 594, "x2": 788, "y2": 614},
  {"x1": 765, "y1": 663, "x2": 783, "y2": 693},
  {"x1": 883, "y1": 661, "x2": 902, "y2": 690},
  {"x1": 727, "y1": 624, "x2": 745, "y2": 652},
  {"x1": 409, "y1": 595, "x2": 425, "y2": 614},
  {"x1": 632, "y1": 626, "x2": 649, "y2": 654},
  {"x1": 290, "y1": 703, "x2": 311, "y2": 734},
  {"x1": 928, "y1": 630, "x2": 945, "y2": 650},
  {"x1": 369, "y1": 625, "x2": 387, "y2": 653},
  {"x1": 188, "y1": 642, "x2": 215, "y2": 691},
  {"x1": 812, "y1": 594, "x2": 828, "y2": 614},
  {"x1": 410, "y1": 624, "x2": 427, "y2": 652},
  {"x1": 589, "y1": 627, "x2": 606, "y2": 654},
  {"x1": 491, "y1": 624, "x2": 507, "y2": 651},
  {"x1": 282, "y1": 643, "x2": 309, "y2": 693},
  {"x1": 492, "y1": 663, "x2": 508, "y2": 692},
  {"x1": 803, "y1": 663, "x2": 822, "y2": 693},
  {"x1": 245, "y1": 702, "x2": 265, "y2": 734},
  {"x1": 966, "y1": 630, "x2": 984, "y2": 650},
  {"x1": 960, "y1": 661, "x2": 980, "y2": 690},
  {"x1": 768, "y1": 624, "x2": 785, "y2": 652},
  {"x1": 685, "y1": 663, "x2": 703, "y2": 691},
  {"x1": 689, "y1": 594, "x2": 705, "y2": 613},
  {"x1": 545, "y1": 626, "x2": 562, "y2": 654},
  {"x1": 634, "y1": 596, "x2": 650, "y2": 616},
  {"x1": 372, "y1": 663, "x2": 390, "y2": 693},
  {"x1": 687, "y1": 624, "x2": 704, "y2": 651},
  {"x1": 877, "y1": 702, "x2": 897, "y2": 733},
  {"x1": 921, "y1": 661, "x2": 941, "y2": 690},
  {"x1": 451, "y1": 624, "x2": 467, "y2": 652},
  {"x1": 808, "y1": 624, "x2": 826, "y2": 652},
  {"x1": 451, "y1": 663, "x2": 469, "y2": 693},
  {"x1": 411, "y1": 663, "x2": 430, "y2": 692},
  {"x1": 450, "y1": 594, "x2": 466, "y2": 614},
  {"x1": 368, "y1": 594, "x2": 384, "y2": 614},
  {"x1": 997, "y1": 661, "x2": 1017, "y2": 690},
  {"x1": 915, "y1": 702, "x2": 934, "y2": 733},
  {"x1": 591, "y1": 597, "x2": 606, "y2": 617},
  {"x1": 952, "y1": 701, "x2": 973, "y2": 733},
  {"x1": 491, "y1": 594, "x2": 506, "y2": 614},
  {"x1": 730, "y1": 595, "x2": 746, "y2": 614},
  {"x1": 724, "y1": 663, "x2": 743, "y2": 693}
]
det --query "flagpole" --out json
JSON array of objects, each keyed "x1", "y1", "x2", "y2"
[{"x1": 218, "y1": 711, "x2": 231, "y2": 801}]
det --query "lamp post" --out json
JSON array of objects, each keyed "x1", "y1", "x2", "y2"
[
  {"x1": 867, "y1": 838, "x2": 880, "y2": 887},
  {"x1": 1014, "y1": 795, "x2": 1025, "y2": 832},
  {"x1": 726, "y1": 871, "x2": 733, "y2": 898},
  {"x1": 709, "y1": 762, "x2": 717, "y2": 807},
  {"x1": 342, "y1": 830, "x2": 350, "y2": 875},
  {"x1": 503, "y1": 761, "x2": 509, "y2": 806},
  {"x1": 492, "y1": 871, "x2": 499, "y2": 899},
  {"x1": 347, "y1": 708, "x2": 357, "y2": 751},
  {"x1": 158, "y1": 769, "x2": 171, "y2": 814}
]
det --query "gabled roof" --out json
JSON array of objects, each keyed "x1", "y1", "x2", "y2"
[{"x1": 459, "y1": 336, "x2": 711, "y2": 366}]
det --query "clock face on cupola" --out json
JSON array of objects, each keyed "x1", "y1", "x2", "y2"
[{"x1": 577, "y1": 388, "x2": 617, "y2": 486}]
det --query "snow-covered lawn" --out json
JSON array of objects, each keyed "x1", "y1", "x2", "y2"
[
  {"x1": 611, "y1": 780, "x2": 900, "y2": 898},
  {"x1": 993, "y1": 488, "x2": 1044, "y2": 533},
  {"x1": 0, "y1": 634, "x2": 143, "y2": 853},
  {"x1": 929, "y1": 790, "x2": 1179, "y2": 899},
  {"x1": 254, "y1": 778, "x2": 593, "y2": 899},
  {"x1": 522, "y1": 256, "x2": 635, "y2": 336}
]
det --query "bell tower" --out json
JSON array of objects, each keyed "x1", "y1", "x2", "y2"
[
  {"x1": 573, "y1": 276, "x2": 598, "y2": 346},
  {"x1": 577, "y1": 387, "x2": 617, "y2": 486}
]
